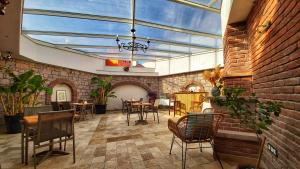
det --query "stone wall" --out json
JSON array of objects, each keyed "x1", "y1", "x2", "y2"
[
  {"x1": 0, "y1": 59, "x2": 159, "y2": 131},
  {"x1": 221, "y1": 0, "x2": 300, "y2": 168},
  {"x1": 158, "y1": 70, "x2": 213, "y2": 95}
]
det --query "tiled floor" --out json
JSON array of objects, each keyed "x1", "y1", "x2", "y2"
[{"x1": 0, "y1": 111, "x2": 238, "y2": 169}]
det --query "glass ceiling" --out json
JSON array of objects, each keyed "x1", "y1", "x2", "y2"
[{"x1": 22, "y1": 0, "x2": 223, "y2": 61}]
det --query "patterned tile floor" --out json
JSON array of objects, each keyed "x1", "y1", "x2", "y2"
[{"x1": 0, "y1": 111, "x2": 238, "y2": 169}]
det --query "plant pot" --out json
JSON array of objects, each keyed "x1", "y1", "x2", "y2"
[
  {"x1": 211, "y1": 86, "x2": 221, "y2": 96},
  {"x1": 4, "y1": 114, "x2": 23, "y2": 134},
  {"x1": 95, "y1": 104, "x2": 107, "y2": 114},
  {"x1": 236, "y1": 165, "x2": 256, "y2": 169}
]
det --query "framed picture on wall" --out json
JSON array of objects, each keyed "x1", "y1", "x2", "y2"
[{"x1": 56, "y1": 90, "x2": 67, "y2": 102}]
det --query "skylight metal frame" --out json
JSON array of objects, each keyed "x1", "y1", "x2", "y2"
[
  {"x1": 23, "y1": 8, "x2": 221, "y2": 39},
  {"x1": 23, "y1": 30, "x2": 220, "y2": 50},
  {"x1": 169, "y1": 0, "x2": 221, "y2": 13},
  {"x1": 55, "y1": 44, "x2": 191, "y2": 55}
]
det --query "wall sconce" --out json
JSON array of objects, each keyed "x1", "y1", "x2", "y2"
[
  {"x1": 256, "y1": 21, "x2": 271, "y2": 34},
  {"x1": 0, "y1": 51, "x2": 13, "y2": 61},
  {"x1": 0, "y1": 0, "x2": 9, "y2": 15}
]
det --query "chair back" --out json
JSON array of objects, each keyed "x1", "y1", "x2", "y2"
[
  {"x1": 183, "y1": 113, "x2": 223, "y2": 141},
  {"x1": 202, "y1": 108, "x2": 214, "y2": 114},
  {"x1": 51, "y1": 102, "x2": 60, "y2": 111},
  {"x1": 154, "y1": 99, "x2": 160, "y2": 107},
  {"x1": 35, "y1": 110, "x2": 75, "y2": 144},
  {"x1": 61, "y1": 102, "x2": 72, "y2": 110},
  {"x1": 24, "y1": 105, "x2": 53, "y2": 116}
]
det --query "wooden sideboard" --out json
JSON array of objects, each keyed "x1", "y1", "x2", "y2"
[{"x1": 174, "y1": 92, "x2": 208, "y2": 116}]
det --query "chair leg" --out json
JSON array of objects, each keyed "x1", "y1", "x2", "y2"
[
  {"x1": 156, "y1": 111, "x2": 159, "y2": 124},
  {"x1": 73, "y1": 137, "x2": 76, "y2": 163},
  {"x1": 199, "y1": 141, "x2": 203, "y2": 152},
  {"x1": 64, "y1": 137, "x2": 67, "y2": 151},
  {"x1": 127, "y1": 113, "x2": 130, "y2": 126},
  {"x1": 152, "y1": 111, "x2": 156, "y2": 121},
  {"x1": 181, "y1": 141, "x2": 184, "y2": 169},
  {"x1": 33, "y1": 144, "x2": 37, "y2": 169},
  {"x1": 169, "y1": 134, "x2": 175, "y2": 154},
  {"x1": 184, "y1": 143, "x2": 187, "y2": 169}
]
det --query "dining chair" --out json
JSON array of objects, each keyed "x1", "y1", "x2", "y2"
[
  {"x1": 145, "y1": 99, "x2": 160, "y2": 124},
  {"x1": 126, "y1": 101, "x2": 141, "y2": 126},
  {"x1": 121, "y1": 99, "x2": 126, "y2": 113},
  {"x1": 168, "y1": 113, "x2": 224, "y2": 169},
  {"x1": 29, "y1": 110, "x2": 76, "y2": 169}
]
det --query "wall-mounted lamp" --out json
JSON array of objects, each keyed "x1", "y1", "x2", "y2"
[
  {"x1": 256, "y1": 21, "x2": 271, "y2": 34},
  {"x1": 0, "y1": 0, "x2": 9, "y2": 15},
  {"x1": 0, "y1": 51, "x2": 13, "y2": 61}
]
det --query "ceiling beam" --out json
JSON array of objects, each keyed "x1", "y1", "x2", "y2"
[
  {"x1": 85, "y1": 52, "x2": 173, "y2": 59},
  {"x1": 169, "y1": 0, "x2": 220, "y2": 13},
  {"x1": 22, "y1": 30, "x2": 220, "y2": 50},
  {"x1": 55, "y1": 44, "x2": 191, "y2": 55},
  {"x1": 208, "y1": 0, "x2": 218, "y2": 7},
  {"x1": 23, "y1": 8, "x2": 221, "y2": 39}
]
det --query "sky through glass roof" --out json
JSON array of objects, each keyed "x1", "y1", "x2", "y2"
[{"x1": 22, "y1": 0, "x2": 222, "y2": 61}]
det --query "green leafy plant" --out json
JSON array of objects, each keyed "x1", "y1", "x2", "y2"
[
  {"x1": 90, "y1": 76, "x2": 116, "y2": 105},
  {"x1": 0, "y1": 68, "x2": 52, "y2": 116},
  {"x1": 213, "y1": 87, "x2": 281, "y2": 134}
]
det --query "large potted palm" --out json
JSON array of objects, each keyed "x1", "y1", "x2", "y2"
[
  {"x1": 90, "y1": 76, "x2": 116, "y2": 114},
  {"x1": 0, "y1": 68, "x2": 52, "y2": 133}
]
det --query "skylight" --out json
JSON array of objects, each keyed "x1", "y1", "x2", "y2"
[{"x1": 22, "y1": 0, "x2": 222, "y2": 61}]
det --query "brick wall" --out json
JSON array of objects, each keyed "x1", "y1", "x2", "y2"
[
  {"x1": 221, "y1": 0, "x2": 300, "y2": 168},
  {"x1": 158, "y1": 70, "x2": 213, "y2": 95},
  {"x1": 247, "y1": 0, "x2": 300, "y2": 168},
  {"x1": 0, "y1": 59, "x2": 159, "y2": 131}
]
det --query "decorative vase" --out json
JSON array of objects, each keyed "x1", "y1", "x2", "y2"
[
  {"x1": 4, "y1": 114, "x2": 22, "y2": 134},
  {"x1": 211, "y1": 86, "x2": 221, "y2": 97}
]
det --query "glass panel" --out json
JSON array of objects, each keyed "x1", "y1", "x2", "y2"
[
  {"x1": 136, "y1": 0, "x2": 221, "y2": 35},
  {"x1": 136, "y1": 25, "x2": 221, "y2": 48},
  {"x1": 24, "y1": 0, "x2": 131, "y2": 18},
  {"x1": 23, "y1": 14, "x2": 131, "y2": 35}
]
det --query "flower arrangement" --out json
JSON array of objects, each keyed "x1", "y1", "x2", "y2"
[{"x1": 202, "y1": 65, "x2": 223, "y2": 87}]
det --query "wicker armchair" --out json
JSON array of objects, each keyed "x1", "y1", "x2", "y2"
[
  {"x1": 29, "y1": 110, "x2": 76, "y2": 169},
  {"x1": 168, "y1": 113, "x2": 224, "y2": 169}
]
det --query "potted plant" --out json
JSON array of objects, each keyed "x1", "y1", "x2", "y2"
[
  {"x1": 90, "y1": 76, "x2": 116, "y2": 114},
  {"x1": 0, "y1": 68, "x2": 52, "y2": 133},
  {"x1": 213, "y1": 88, "x2": 281, "y2": 169},
  {"x1": 203, "y1": 65, "x2": 223, "y2": 96}
]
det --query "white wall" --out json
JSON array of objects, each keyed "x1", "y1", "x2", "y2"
[
  {"x1": 19, "y1": 35, "x2": 158, "y2": 76},
  {"x1": 107, "y1": 85, "x2": 148, "y2": 110},
  {"x1": 221, "y1": 0, "x2": 234, "y2": 36},
  {"x1": 51, "y1": 84, "x2": 72, "y2": 102},
  {"x1": 156, "y1": 50, "x2": 223, "y2": 76}
]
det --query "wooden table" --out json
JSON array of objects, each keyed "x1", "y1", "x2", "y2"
[
  {"x1": 131, "y1": 102, "x2": 152, "y2": 125},
  {"x1": 71, "y1": 102, "x2": 94, "y2": 120}
]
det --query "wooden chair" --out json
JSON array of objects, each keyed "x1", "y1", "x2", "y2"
[
  {"x1": 168, "y1": 113, "x2": 224, "y2": 169},
  {"x1": 126, "y1": 101, "x2": 141, "y2": 126},
  {"x1": 144, "y1": 99, "x2": 160, "y2": 124},
  {"x1": 29, "y1": 110, "x2": 76, "y2": 169}
]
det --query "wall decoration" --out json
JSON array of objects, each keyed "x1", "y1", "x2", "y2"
[
  {"x1": 105, "y1": 59, "x2": 131, "y2": 67},
  {"x1": 56, "y1": 90, "x2": 67, "y2": 102}
]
